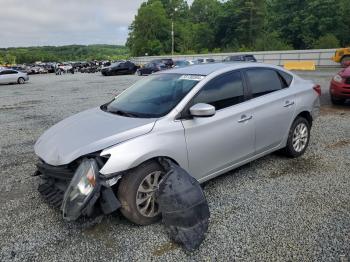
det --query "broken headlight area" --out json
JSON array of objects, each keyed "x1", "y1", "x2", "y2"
[
  {"x1": 62, "y1": 158, "x2": 100, "y2": 221},
  {"x1": 35, "y1": 157, "x2": 121, "y2": 221}
]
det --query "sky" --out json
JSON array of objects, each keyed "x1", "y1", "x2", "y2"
[{"x1": 0, "y1": 0, "x2": 191, "y2": 48}]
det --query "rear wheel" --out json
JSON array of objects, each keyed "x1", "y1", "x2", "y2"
[
  {"x1": 331, "y1": 95, "x2": 346, "y2": 105},
  {"x1": 17, "y1": 77, "x2": 25, "y2": 84},
  {"x1": 283, "y1": 117, "x2": 310, "y2": 158},
  {"x1": 117, "y1": 161, "x2": 165, "y2": 225}
]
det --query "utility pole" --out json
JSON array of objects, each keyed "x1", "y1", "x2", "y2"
[
  {"x1": 172, "y1": 20, "x2": 174, "y2": 57},
  {"x1": 171, "y1": 7, "x2": 178, "y2": 57}
]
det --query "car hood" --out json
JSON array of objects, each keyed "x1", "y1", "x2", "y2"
[{"x1": 34, "y1": 107, "x2": 156, "y2": 166}]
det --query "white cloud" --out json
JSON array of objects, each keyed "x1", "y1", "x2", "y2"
[{"x1": 0, "y1": 0, "x2": 145, "y2": 47}]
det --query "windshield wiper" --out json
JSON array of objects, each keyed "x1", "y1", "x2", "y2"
[{"x1": 108, "y1": 109, "x2": 139, "y2": 118}]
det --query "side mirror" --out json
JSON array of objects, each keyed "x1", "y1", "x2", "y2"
[{"x1": 189, "y1": 103, "x2": 216, "y2": 117}]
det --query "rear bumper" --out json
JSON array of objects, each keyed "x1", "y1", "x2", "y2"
[{"x1": 330, "y1": 80, "x2": 350, "y2": 99}]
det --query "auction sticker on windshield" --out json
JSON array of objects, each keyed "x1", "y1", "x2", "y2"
[{"x1": 179, "y1": 75, "x2": 205, "y2": 81}]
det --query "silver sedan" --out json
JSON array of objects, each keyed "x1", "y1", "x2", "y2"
[
  {"x1": 34, "y1": 63, "x2": 320, "y2": 225},
  {"x1": 0, "y1": 69, "x2": 29, "y2": 84}
]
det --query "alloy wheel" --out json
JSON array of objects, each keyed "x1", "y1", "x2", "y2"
[
  {"x1": 136, "y1": 171, "x2": 163, "y2": 217},
  {"x1": 292, "y1": 123, "x2": 308, "y2": 152}
]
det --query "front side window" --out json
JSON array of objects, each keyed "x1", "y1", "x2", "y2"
[
  {"x1": 193, "y1": 71, "x2": 245, "y2": 110},
  {"x1": 103, "y1": 74, "x2": 203, "y2": 118},
  {"x1": 245, "y1": 68, "x2": 283, "y2": 98}
]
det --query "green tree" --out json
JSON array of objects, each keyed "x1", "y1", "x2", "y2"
[
  {"x1": 313, "y1": 34, "x2": 340, "y2": 49},
  {"x1": 269, "y1": 0, "x2": 343, "y2": 49},
  {"x1": 255, "y1": 32, "x2": 292, "y2": 51},
  {"x1": 216, "y1": 0, "x2": 265, "y2": 49},
  {"x1": 127, "y1": 1, "x2": 170, "y2": 56}
]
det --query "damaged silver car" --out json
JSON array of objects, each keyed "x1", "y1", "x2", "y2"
[{"x1": 34, "y1": 63, "x2": 320, "y2": 225}]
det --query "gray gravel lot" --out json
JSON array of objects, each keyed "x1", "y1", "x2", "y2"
[{"x1": 0, "y1": 69, "x2": 349, "y2": 261}]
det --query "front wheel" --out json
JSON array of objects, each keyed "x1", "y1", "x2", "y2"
[
  {"x1": 117, "y1": 161, "x2": 165, "y2": 225},
  {"x1": 283, "y1": 117, "x2": 311, "y2": 158},
  {"x1": 18, "y1": 77, "x2": 25, "y2": 84}
]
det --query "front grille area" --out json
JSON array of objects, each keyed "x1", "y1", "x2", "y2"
[
  {"x1": 36, "y1": 160, "x2": 76, "y2": 180},
  {"x1": 36, "y1": 160, "x2": 76, "y2": 208},
  {"x1": 38, "y1": 177, "x2": 68, "y2": 208},
  {"x1": 345, "y1": 77, "x2": 350, "y2": 85}
]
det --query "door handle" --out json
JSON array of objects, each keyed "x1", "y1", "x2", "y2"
[
  {"x1": 284, "y1": 101, "x2": 295, "y2": 107},
  {"x1": 238, "y1": 115, "x2": 253, "y2": 123}
]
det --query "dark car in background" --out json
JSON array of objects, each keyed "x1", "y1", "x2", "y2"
[
  {"x1": 224, "y1": 55, "x2": 257, "y2": 62},
  {"x1": 150, "y1": 58, "x2": 173, "y2": 68},
  {"x1": 137, "y1": 62, "x2": 167, "y2": 76},
  {"x1": 101, "y1": 61, "x2": 138, "y2": 76}
]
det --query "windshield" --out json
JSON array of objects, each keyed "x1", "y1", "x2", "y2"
[{"x1": 102, "y1": 73, "x2": 203, "y2": 118}]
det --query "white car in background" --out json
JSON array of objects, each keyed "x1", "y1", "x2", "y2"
[
  {"x1": 0, "y1": 69, "x2": 29, "y2": 84},
  {"x1": 197, "y1": 58, "x2": 216, "y2": 64}
]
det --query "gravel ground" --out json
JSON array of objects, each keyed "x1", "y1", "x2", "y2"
[{"x1": 0, "y1": 69, "x2": 349, "y2": 261}]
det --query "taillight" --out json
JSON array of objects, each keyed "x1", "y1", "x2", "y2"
[{"x1": 313, "y1": 84, "x2": 321, "y2": 96}]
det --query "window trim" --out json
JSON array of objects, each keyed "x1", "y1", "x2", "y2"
[
  {"x1": 179, "y1": 70, "x2": 249, "y2": 119},
  {"x1": 242, "y1": 67, "x2": 292, "y2": 100}
]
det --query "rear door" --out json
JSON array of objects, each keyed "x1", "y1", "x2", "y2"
[
  {"x1": 181, "y1": 71, "x2": 255, "y2": 180},
  {"x1": 243, "y1": 68, "x2": 296, "y2": 154}
]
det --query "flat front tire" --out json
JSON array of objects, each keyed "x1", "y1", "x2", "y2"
[
  {"x1": 283, "y1": 117, "x2": 311, "y2": 158},
  {"x1": 117, "y1": 161, "x2": 165, "y2": 225}
]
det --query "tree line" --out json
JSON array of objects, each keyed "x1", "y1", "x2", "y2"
[
  {"x1": 0, "y1": 45, "x2": 129, "y2": 65},
  {"x1": 127, "y1": 0, "x2": 350, "y2": 56}
]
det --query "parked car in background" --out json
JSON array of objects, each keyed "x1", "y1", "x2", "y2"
[
  {"x1": 0, "y1": 69, "x2": 29, "y2": 84},
  {"x1": 332, "y1": 47, "x2": 350, "y2": 67},
  {"x1": 150, "y1": 58, "x2": 174, "y2": 68},
  {"x1": 330, "y1": 66, "x2": 350, "y2": 104},
  {"x1": 57, "y1": 63, "x2": 73, "y2": 73},
  {"x1": 34, "y1": 63, "x2": 320, "y2": 225},
  {"x1": 188, "y1": 60, "x2": 200, "y2": 65},
  {"x1": 101, "y1": 61, "x2": 138, "y2": 76},
  {"x1": 137, "y1": 62, "x2": 167, "y2": 75},
  {"x1": 197, "y1": 58, "x2": 215, "y2": 64},
  {"x1": 224, "y1": 55, "x2": 257, "y2": 62},
  {"x1": 174, "y1": 60, "x2": 191, "y2": 68}
]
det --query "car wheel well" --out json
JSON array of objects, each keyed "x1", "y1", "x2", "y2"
[
  {"x1": 341, "y1": 55, "x2": 350, "y2": 61},
  {"x1": 296, "y1": 111, "x2": 312, "y2": 126}
]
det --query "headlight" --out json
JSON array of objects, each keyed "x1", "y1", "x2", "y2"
[
  {"x1": 333, "y1": 74, "x2": 343, "y2": 83},
  {"x1": 62, "y1": 159, "x2": 99, "y2": 221}
]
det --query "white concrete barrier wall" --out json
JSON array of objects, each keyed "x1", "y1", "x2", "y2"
[{"x1": 131, "y1": 49, "x2": 339, "y2": 67}]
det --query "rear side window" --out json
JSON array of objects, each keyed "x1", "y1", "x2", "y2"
[
  {"x1": 245, "y1": 68, "x2": 283, "y2": 98},
  {"x1": 193, "y1": 71, "x2": 244, "y2": 110},
  {"x1": 278, "y1": 70, "x2": 293, "y2": 87}
]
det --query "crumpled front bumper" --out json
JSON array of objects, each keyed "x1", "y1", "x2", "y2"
[{"x1": 34, "y1": 160, "x2": 121, "y2": 219}]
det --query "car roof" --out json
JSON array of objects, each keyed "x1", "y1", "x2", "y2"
[{"x1": 158, "y1": 62, "x2": 284, "y2": 76}]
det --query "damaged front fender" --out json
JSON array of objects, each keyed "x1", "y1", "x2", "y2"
[{"x1": 157, "y1": 162, "x2": 210, "y2": 251}]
